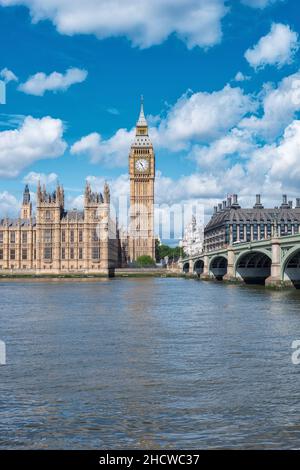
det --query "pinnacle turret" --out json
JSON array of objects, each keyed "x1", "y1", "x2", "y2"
[
  {"x1": 132, "y1": 96, "x2": 152, "y2": 145},
  {"x1": 23, "y1": 184, "x2": 30, "y2": 204},
  {"x1": 104, "y1": 181, "x2": 110, "y2": 204}
]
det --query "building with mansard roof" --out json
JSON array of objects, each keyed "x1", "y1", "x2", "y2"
[
  {"x1": 0, "y1": 180, "x2": 118, "y2": 275},
  {"x1": 204, "y1": 194, "x2": 300, "y2": 252}
]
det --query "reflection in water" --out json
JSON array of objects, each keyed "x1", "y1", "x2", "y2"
[{"x1": 1, "y1": 278, "x2": 300, "y2": 449}]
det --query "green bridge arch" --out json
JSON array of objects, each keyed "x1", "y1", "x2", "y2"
[
  {"x1": 280, "y1": 245, "x2": 300, "y2": 281},
  {"x1": 234, "y1": 248, "x2": 272, "y2": 272}
]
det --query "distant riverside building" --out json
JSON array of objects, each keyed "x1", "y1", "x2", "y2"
[
  {"x1": 0, "y1": 182, "x2": 118, "y2": 275},
  {"x1": 181, "y1": 215, "x2": 203, "y2": 256},
  {"x1": 204, "y1": 194, "x2": 300, "y2": 252}
]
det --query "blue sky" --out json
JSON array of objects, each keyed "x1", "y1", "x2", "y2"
[{"x1": 1, "y1": 0, "x2": 300, "y2": 217}]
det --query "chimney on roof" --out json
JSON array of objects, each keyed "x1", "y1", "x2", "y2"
[
  {"x1": 254, "y1": 194, "x2": 263, "y2": 209},
  {"x1": 218, "y1": 203, "x2": 223, "y2": 212},
  {"x1": 227, "y1": 196, "x2": 232, "y2": 208},
  {"x1": 231, "y1": 194, "x2": 241, "y2": 209},
  {"x1": 214, "y1": 206, "x2": 217, "y2": 214},
  {"x1": 281, "y1": 194, "x2": 289, "y2": 208},
  {"x1": 289, "y1": 200, "x2": 293, "y2": 209},
  {"x1": 296, "y1": 198, "x2": 300, "y2": 208},
  {"x1": 222, "y1": 200, "x2": 227, "y2": 210}
]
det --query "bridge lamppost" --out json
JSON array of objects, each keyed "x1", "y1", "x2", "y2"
[
  {"x1": 273, "y1": 217, "x2": 279, "y2": 238},
  {"x1": 265, "y1": 216, "x2": 281, "y2": 287}
]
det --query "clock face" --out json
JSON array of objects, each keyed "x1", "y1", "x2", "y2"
[{"x1": 135, "y1": 158, "x2": 149, "y2": 172}]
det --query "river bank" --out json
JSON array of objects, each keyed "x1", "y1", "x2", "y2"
[
  {"x1": 0, "y1": 270, "x2": 297, "y2": 289},
  {"x1": 0, "y1": 269, "x2": 184, "y2": 281}
]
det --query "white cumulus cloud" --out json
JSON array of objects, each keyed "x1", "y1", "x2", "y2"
[
  {"x1": 245, "y1": 23, "x2": 299, "y2": 70},
  {"x1": 0, "y1": 191, "x2": 19, "y2": 216},
  {"x1": 190, "y1": 128, "x2": 255, "y2": 169},
  {"x1": 0, "y1": 116, "x2": 67, "y2": 177},
  {"x1": 71, "y1": 85, "x2": 255, "y2": 167},
  {"x1": 18, "y1": 67, "x2": 88, "y2": 96},
  {"x1": 0, "y1": 68, "x2": 18, "y2": 83},
  {"x1": 70, "y1": 129, "x2": 135, "y2": 167},
  {"x1": 155, "y1": 85, "x2": 256, "y2": 150},
  {"x1": 240, "y1": 70, "x2": 300, "y2": 140},
  {"x1": 269, "y1": 120, "x2": 300, "y2": 183},
  {"x1": 64, "y1": 68, "x2": 300, "y2": 210},
  {"x1": 23, "y1": 171, "x2": 58, "y2": 186},
  {"x1": 234, "y1": 71, "x2": 251, "y2": 82},
  {"x1": 0, "y1": 0, "x2": 227, "y2": 49}
]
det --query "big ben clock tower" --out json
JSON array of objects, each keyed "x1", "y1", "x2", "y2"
[{"x1": 129, "y1": 97, "x2": 155, "y2": 262}]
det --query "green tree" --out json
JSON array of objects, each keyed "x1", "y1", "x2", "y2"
[
  {"x1": 136, "y1": 255, "x2": 156, "y2": 267},
  {"x1": 156, "y1": 244, "x2": 172, "y2": 260},
  {"x1": 155, "y1": 243, "x2": 185, "y2": 262},
  {"x1": 172, "y1": 246, "x2": 183, "y2": 259}
]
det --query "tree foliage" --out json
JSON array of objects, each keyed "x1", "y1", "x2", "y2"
[
  {"x1": 155, "y1": 243, "x2": 183, "y2": 261},
  {"x1": 136, "y1": 255, "x2": 156, "y2": 267}
]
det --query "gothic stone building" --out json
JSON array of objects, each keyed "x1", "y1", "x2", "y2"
[
  {"x1": 0, "y1": 99, "x2": 157, "y2": 272},
  {"x1": 0, "y1": 181, "x2": 118, "y2": 275},
  {"x1": 204, "y1": 194, "x2": 300, "y2": 252}
]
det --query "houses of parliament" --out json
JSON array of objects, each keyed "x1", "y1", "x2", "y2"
[{"x1": 0, "y1": 100, "x2": 155, "y2": 275}]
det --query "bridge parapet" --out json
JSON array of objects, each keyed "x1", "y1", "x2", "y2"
[{"x1": 181, "y1": 234, "x2": 300, "y2": 287}]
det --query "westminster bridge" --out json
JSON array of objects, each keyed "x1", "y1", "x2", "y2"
[{"x1": 180, "y1": 233, "x2": 300, "y2": 288}]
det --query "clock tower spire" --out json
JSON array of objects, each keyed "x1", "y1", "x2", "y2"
[
  {"x1": 136, "y1": 95, "x2": 147, "y2": 129},
  {"x1": 128, "y1": 97, "x2": 155, "y2": 262}
]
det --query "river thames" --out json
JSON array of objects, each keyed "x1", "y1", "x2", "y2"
[{"x1": 1, "y1": 277, "x2": 300, "y2": 449}]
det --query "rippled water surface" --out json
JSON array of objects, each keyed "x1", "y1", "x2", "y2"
[{"x1": 1, "y1": 278, "x2": 300, "y2": 449}]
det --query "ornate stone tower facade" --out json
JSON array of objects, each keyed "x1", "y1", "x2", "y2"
[
  {"x1": 21, "y1": 184, "x2": 32, "y2": 220},
  {"x1": 129, "y1": 98, "x2": 155, "y2": 262},
  {"x1": 35, "y1": 181, "x2": 65, "y2": 272}
]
